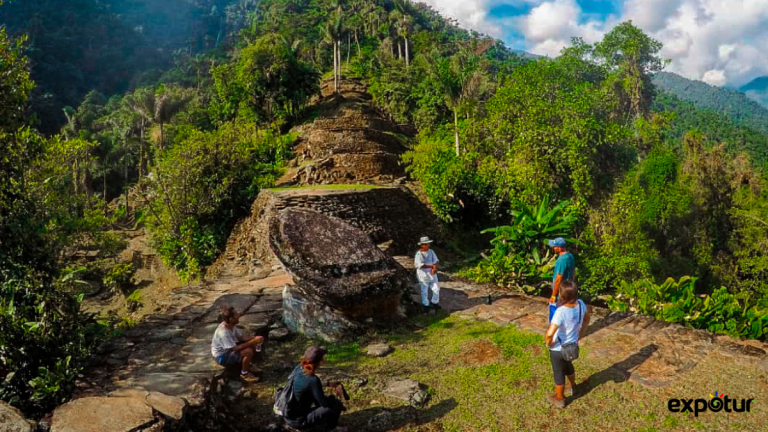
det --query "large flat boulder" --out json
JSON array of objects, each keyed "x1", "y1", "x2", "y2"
[
  {"x1": 269, "y1": 208, "x2": 407, "y2": 321},
  {"x1": 50, "y1": 397, "x2": 155, "y2": 432}
]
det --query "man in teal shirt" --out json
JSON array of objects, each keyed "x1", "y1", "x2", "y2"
[{"x1": 548, "y1": 237, "x2": 575, "y2": 304}]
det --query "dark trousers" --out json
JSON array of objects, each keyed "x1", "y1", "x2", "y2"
[
  {"x1": 549, "y1": 349, "x2": 575, "y2": 386},
  {"x1": 285, "y1": 396, "x2": 344, "y2": 431}
]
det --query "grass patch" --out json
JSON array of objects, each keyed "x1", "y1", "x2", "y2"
[
  {"x1": 242, "y1": 309, "x2": 767, "y2": 432},
  {"x1": 324, "y1": 341, "x2": 364, "y2": 366},
  {"x1": 267, "y1": 184, "x2": 381, "y2": 192}
]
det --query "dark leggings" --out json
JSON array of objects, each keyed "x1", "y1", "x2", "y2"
[
  {"x1": 549, "y1": 349, "x2": 575, "y2": 386},
  {"x1": 285, "y1": 395, "x2": 344, "y2": 431}
]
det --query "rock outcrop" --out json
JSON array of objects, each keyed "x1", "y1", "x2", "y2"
[
  {"x1": 209, "y1": 186, "x2": 441, "y2": 279},
  {"x1": 0, "y1": 401, "x2": 35, "y2": 432},
  {"x1": 270, "y1": 208, "x2": 409, "y2": 341}
]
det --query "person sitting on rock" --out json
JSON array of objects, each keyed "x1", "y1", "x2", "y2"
[
  {"x1": 283, "y1": 346, "x2": 348, "y2": 432},
  {"x1": 415, "y1": 236, "x2": 440, "y2": 313},
  {"x1": 210, "y1": 306, "x2": 264, "y2": 383}
]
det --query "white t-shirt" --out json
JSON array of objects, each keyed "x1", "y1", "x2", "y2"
[
  {"x1": 211, "y1": 322, "x2": 243, "y2": 358},
  {"x1": 414, "y1": 249, "x2": 439, "y2": 282},
  {"x1": 549, "y1": 300, "x2": 586, "y2": 352}
]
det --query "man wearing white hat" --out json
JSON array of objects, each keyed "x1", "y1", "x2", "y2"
[{"x1": 415, "y1": 236, "x2": 440, "y2": 312}]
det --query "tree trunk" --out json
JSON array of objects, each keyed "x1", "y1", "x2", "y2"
[
  {"x1": 405, "y1": 36, "x2": 410, "y2": 69},
  {"x1": 346, "y1": 33, "x2": 351, "y2": 66},
  {"x1": 159, "y1": 122, "x2": 164, "y2": 152},
  {"x1": 398, "y1": 41, "x2": 402, "y2": 60},
  {"x1": 337, "y1": 40, "x2": 342, "y2": 89},
  {"x1": 333, "y1": 42, "x2": 338, "y2": 94},
  {"x1": 454, "y1": 109, "x2": 460, "y2": 157},
  {"x1": 124, "y1": 163, "x2": 129, "y2": 218},
  {"x1": 355, "y1": 30, "x2": 361, "y2": 57},
  {"x1": 73, "y1": 158, "x2": 80, "y2": 196}
]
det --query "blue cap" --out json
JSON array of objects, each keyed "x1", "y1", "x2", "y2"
[{"x1": 548, "y1": 238, "x2": 567, "y2": 248}]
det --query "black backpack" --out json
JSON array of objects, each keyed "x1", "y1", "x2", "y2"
[{"x1": 273, "y1": 368, "x2": 298, "y2": 416}]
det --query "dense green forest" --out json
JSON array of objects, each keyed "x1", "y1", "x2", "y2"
[
  {"x1": 653, "y1": 71, "x2": 768, "y2": 133},
  {"x1": 3, "y1": 0, "x2": 768, "y2": 418}
]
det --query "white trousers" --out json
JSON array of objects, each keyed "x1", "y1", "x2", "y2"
[{"x1": 420, "y1": 279, "x2": 440, "y2": 306}]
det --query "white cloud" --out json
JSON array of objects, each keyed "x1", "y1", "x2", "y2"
[
  {"x1": 419, "y1": 0, "x2": 768, "y2": 87},
  {"x1": 418, "y1": 0, "x2": 503, "y2": 37},
  {"x1": 702, "y1": 69, "x2": 726, "y2": 86},
  {"x1": 522, "y1": 0, "x2": 606, "y2": 55}
]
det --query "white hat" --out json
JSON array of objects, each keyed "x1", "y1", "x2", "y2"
[{"x1": 418, "y1": 236, "x2": 433, "y2": 245}]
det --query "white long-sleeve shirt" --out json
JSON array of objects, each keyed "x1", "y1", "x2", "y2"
[{"x1": 414, "y1": 249, "x2": 439, "y2": 283}]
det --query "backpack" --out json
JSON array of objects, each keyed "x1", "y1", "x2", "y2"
[
  {"x1": 558, "y1": 300, "x2": 584, "y2": 362},
  {"x1": 273, "y1": 368, "x2": 298, "y2": 416}
]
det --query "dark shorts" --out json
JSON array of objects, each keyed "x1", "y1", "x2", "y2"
[
  {"x1": 216, "y1": 350, "x2": 242, "y2": 366},
  {"x1": 549, "y1": 349, "x2": 575, "y2": 386}
]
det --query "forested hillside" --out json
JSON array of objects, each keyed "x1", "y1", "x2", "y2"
[
  {"x1": 741, "y1": 75, "x2": 768, "y2": 109},
  {"x1": 0, "y1": 0, "x2": 254, "y2": 133},
  {"x1": 653, "y1": 71, "x2": 768, "y2": 133},
  {"x1": 4, "y1": 0, "x2": 768, "y2": 420}
]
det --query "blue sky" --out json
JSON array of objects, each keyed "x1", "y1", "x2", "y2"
[{"x1": 421, "y1": 0, "x2": 768, "y2": 86}]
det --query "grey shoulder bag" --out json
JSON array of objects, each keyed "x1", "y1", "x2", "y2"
[{"x1": 559, "y1": 301, "x2": 583, "y2": 362}]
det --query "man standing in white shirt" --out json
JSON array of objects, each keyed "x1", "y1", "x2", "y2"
[{"x1": 414, "y1": 236, "x2": 440, "y2": 313}]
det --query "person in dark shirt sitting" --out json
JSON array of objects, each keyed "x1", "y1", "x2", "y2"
[{"x1": 283, "y1": 346, "x2": 348, "y2": 432}]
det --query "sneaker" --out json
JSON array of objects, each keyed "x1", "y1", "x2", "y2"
[
  {"x1": 240, "y1": 371, "x2": 259, "y2": 383},
  {"x1": 547, "y1": 394, "x2": 566, "y2": 409}
]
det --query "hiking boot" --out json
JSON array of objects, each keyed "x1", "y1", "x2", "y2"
[
  {"x1": 431, "y1": 303, "x2": 442, "y2": 311},
  {"x1": 240, "y1": 371, "x2": 259, "y2": 383},
  {"x1": 547, "y1": 394, "x2": 566, "y2": 409},
  {"x1": 423, "y1": 305, "x2": 431, "y2": 314}
]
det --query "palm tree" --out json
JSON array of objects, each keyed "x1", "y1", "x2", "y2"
[
  {"x1": 123, "y1": 86, "x2": 192, "y2": 174},
  {"x1": 429, "y1": 53, "x2": 487, "y2": 156},
  {"x1": 401, "y1": 14, "x2": 412, "y2": 69},
  {"x1": 153, "y1": 87, "x2": 193, "y2": 152},
  {"x1": 323, "y1": 15, "x2": 344, "y2": 94},
  {"x1": 389, "y1": 9, "x2": 403, "y2": 60},
  {"x1": 122, "y1": 88, "x2": 155, "y2": 178}
]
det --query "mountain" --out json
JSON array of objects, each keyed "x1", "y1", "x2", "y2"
[
  {"x1": 740, "y1": 76, "x2": 768, "y2": 109},
  {"x1": 652, "y1": 71, "x2": 768, "y2": 133}
]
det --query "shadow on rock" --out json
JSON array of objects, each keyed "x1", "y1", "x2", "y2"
[
  {"x1": 570, "y1": 344, "x2": 658, "y2": 404},
  {"x1": 342, "y1": 398, "x2": 458, "y2": 432}
]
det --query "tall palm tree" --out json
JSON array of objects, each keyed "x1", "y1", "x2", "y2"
[
  {"x1": 401, "y1": 14, "x2": 412, "y2": 70},
  {"x1": 323, "y1": 15, "x2": 344, "y2": 94},
  {"x1": 123, "y1": 86, "x2": 192, "y2": 173},
  {"x1": 153, "y1": 88, "x2": 193, "y2": 152},
  {"x1": 429, "y1": 53, "x2": 487, "y2": 156}
]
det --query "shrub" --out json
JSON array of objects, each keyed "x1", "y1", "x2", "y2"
[
  {"x1": 0, "y1": 270, "x2": 105, "y2": 415},
  {"x1": 126, "y1": 289, "x2": 143, "y2": 312},
  {"x1": 465, "y1": 197, "x2": 577, "y2": 292},
  {"x1": 103, "y1": 263, "x2": 135, "y2": 291},
  {"x1": 146, "y1": 123, "x2": 290, "y2": 281},
  {"x1": 606, "y1": 277, "x2": 768, "y2": 339}
]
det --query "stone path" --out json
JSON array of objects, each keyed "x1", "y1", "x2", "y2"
[
  {"x1": 75, "y1": 270, "x2": 291, "y2": 403},
  {"x1": 444, "y1": 283, "x2": 768, "y2": 389}
]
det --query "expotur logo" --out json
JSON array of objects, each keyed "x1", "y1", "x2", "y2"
[{"x1": 667, "y1": 391, "x2": 755, "y2": 417}]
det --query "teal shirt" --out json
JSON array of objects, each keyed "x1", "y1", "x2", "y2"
[{"x1": 552, "y1": 252, "x2": 575, "y2": 285}]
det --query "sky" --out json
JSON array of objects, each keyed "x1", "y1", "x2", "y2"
[{"x1": 419, "y1": 0, "x2": 768, "y2": 88}]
